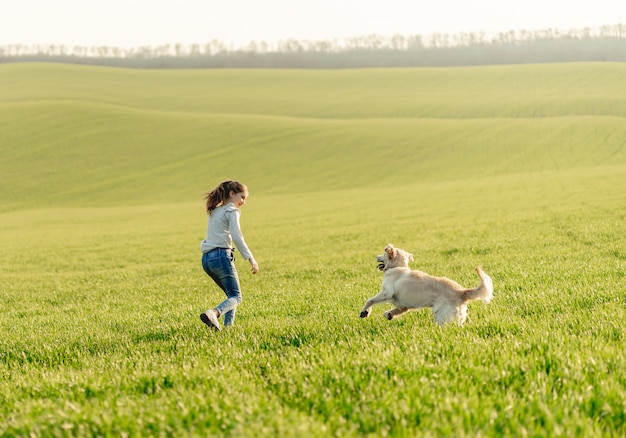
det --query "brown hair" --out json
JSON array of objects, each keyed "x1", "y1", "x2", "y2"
[{"x1": 204, "y1": 180, "x2": 248, "y2": 214}]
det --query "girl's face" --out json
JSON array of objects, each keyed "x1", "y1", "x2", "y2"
[{"x1": 228, "y1": 191, "x2": 248, "y2": 208}]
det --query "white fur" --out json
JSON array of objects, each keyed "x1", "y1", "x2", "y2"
[{"x1": 360, "y1": 244, "x2": 493, "y2": 326}]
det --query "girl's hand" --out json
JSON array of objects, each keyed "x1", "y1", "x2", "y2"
[{"x1": 249, "y1": 257, "x2": 259, "y2": 275}]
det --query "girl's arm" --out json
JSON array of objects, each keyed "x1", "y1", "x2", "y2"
[{"x1": 228, "y1": 209, "x2": 258, "y2": 274}]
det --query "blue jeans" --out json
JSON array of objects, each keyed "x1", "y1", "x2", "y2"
[{"x1": 201, "y1": 248, "x2": 242, "y2": 326}]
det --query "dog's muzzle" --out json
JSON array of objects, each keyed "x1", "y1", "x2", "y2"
[{"x1": 376, "y1": 256, "x2": 385, "y2": 271}]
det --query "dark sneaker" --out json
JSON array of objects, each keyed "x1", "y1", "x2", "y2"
[{"x1": 200, "y1": 310, "x2": 221, "y2": 331}]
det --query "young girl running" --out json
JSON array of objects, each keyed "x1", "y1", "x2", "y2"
[{"x1": 200, "y1": 180, "x2": 259, "y2": 331}]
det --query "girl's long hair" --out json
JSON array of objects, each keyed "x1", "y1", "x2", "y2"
[{"x1": 204, "y1": 180, "x2": 247, "y2": 214}]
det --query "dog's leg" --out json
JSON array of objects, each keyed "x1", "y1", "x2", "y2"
[
  {"x1": 383, "y1": 307, "x2": 409, "y2": 320},
  {"x1": 432, "y1": 303, "x2": 454, "y2": 326},
  {"x1": 360, "y1": 289, "x2": 391, "y2": 318},
  {"x1": 457, "y1": 305, "x2": 468, "y2": 325}
]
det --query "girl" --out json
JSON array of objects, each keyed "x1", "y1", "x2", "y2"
[{"x1": 199, "y1": 180, "x2": 259, "y2": 331}]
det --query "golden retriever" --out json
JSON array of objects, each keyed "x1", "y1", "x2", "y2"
[{"x1": 360, "y1": 244, "x2": 493, "y2": 326}]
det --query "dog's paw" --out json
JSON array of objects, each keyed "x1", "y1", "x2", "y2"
[
  {"x1": 384, "y1": 311, "x2": 394, "y2": 321},
  {"x1": 359, "y1": 310, "x2": 370, "y2": 318}
]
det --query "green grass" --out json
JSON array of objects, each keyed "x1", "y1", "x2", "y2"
[
  {"x1": 2, "y1": 62, "x2": 626, "y2": 209},
  {"x1": 1, "y1": 63, "x2": 625, "y2": 436}
]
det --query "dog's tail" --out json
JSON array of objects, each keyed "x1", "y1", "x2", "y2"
[{"x1": 463, "y1": 267, "x2": 493, "y2": 303}]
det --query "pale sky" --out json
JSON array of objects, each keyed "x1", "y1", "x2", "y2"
[{"x1": 1, "y1": 0, "x2": 623, "y2": 48}]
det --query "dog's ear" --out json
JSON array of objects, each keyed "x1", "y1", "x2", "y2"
[
  {"x1": 385, "y1": 244, "x2": 396, "y2": 259},
  {"x1": 408, "y1": 252, "x2": 415, "y2": 262}
]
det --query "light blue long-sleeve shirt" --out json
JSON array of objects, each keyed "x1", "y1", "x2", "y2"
[{"x1": 200, "y1": 203, "x2": 254, "y2": 261}]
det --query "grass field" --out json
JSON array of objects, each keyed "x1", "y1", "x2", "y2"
[{"x1": 1, "y1": 62, "x2": 625, "y2": 436}]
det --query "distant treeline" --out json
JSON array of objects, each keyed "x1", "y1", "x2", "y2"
[{"x1": 2, "y1": 24, "x2": 626, "y2": 68}]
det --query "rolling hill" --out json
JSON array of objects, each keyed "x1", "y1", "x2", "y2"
[
  {"x1": 2, "y1": 62, "x2": 626, "y2": 436},
  {"x1": 1, "y1": 62, "x2": 625, "y2": 211}
]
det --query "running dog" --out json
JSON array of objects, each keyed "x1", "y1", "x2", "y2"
[{"x1": 360, "y1": 244, "x2": 493, "y2": 326}]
